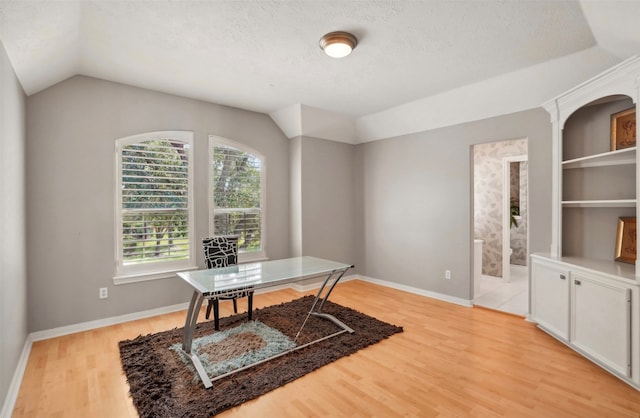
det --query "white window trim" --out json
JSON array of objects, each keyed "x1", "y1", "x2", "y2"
[
  {"x1": 208, "y1": 135, "x2": 267, "y2": 263},
  {"x1": 114, "y1": 130, "x2": 196, "y2": 283}
]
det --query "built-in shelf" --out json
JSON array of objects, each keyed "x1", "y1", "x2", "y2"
[
  {"x1": 562, "y1": 199, "x2": 637, "y2": 208},
  {"x1": 562, "y1": 146, "x2": 636, "y2": 169},
  {"x1": 537, "y1": 56, "x2": 640, "y2": 391}
]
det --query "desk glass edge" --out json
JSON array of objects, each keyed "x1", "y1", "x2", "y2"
[{"x1": 177, "y1": 256, "x2": 352, "y2": 294}]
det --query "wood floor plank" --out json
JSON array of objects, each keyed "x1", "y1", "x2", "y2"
[{"x1": 12, "y1": 280, "x2": 640, "y2": 417}]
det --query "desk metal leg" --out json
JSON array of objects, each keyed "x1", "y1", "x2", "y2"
[
  {"x1": 316, "y1": 267, "x2": 349, "y2": 313},
  {"x1": 181, "y1": 290, "x2": 213, "y2": 389},
  {"x1": 182, "y1": 265, "x2": 354, "y2": 389},
  {"x1": 295, "y1": 267, "x2": 354, "y2": 341}
]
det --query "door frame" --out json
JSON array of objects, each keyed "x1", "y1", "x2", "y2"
[{"x1": 502, "y1": 155, "x2": 528, "y2": 282}]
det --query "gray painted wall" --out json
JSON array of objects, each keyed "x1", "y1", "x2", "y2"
[
  {"x1": 356, "y1": 109, "x2": 552, "y2": 300},
  {"x1": 0, "y1": 42, "x2": 28, "y2": 411},
  {"x1": 23, "y1": 75, "x2": 553, "y2": 330},
  {"x1": 25, "y1": 76, "x2": 292, "y2": 332},
  {"x1": 289, "y1": 137, "x2": 303, "y2": 256},
  {"x1": 289, "y1": 136, "x2": 358, "y2": 287},
  {"x1": 299, "y1": 136, "x2": 357, "y2": 268}
]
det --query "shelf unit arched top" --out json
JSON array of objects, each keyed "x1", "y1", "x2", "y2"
[{"x1": 543, "y1": 56, "x2": 640, "y2": 129}]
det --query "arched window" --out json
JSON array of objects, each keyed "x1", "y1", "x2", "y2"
[
  {"x1": 115, "y1": 131, "x2": 194, "y2": 282},
  {"x1": 209, "y1": 135, "x2": 266, "y2": 262}
]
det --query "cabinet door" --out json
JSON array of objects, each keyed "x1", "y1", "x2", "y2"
[
  {"x1": 531, "y1": 260, "x2": 570, "y2": 340},
  {"x1": 571, "y1": 274, "x2": 631, "y2": 377}
]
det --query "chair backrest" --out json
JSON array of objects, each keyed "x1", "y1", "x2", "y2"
[{"x1": 202, "y1": 236, "x2": 238, "y2": 269}]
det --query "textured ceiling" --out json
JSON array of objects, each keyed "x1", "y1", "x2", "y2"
[{"x1": 0, "y1": 1, "x2": 639, "y2": 119}]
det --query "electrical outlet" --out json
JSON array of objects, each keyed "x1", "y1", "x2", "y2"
[
  {"x1": 99, "y1": 287, "x2": 108, "y2": 299},
  {"x1": 445, "y1": 270, "x2": 451, "y2": 280}
]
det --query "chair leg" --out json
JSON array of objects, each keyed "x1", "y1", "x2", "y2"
[
  {"x1": 205, "y1": 299, "x2": 213, "y2": 320},
  {"x1": 213, "y1": 299, "x2": 220, "y2": 331},
  {"x1": 248, "y1": 292, "x2": 253, "y2": 321},
  {"x1": 232, "y1": 298, "x2": 238, "y2": 313}
]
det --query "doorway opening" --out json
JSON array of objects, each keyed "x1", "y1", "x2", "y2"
[{"x1": 472, "y1": 139, "x2": 529, "y2": 316}]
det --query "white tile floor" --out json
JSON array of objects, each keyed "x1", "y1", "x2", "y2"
[{"x1": 474, "y1": 265, "x2": 529, "y2": 316}]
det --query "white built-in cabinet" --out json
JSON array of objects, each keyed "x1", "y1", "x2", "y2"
[
  {"x1": 571, "y1": 272, "x2": 632, "y2": 377},
  {"x1": 531, "y1": 259, "x2": 569, "y2": 340},
  {"x1": 531, "y1": 56, "x2": 640, "y2": 390}
]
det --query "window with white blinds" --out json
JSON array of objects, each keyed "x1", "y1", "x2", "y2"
[
  {"x1": 210, "y1": 136, "x2": 266, "y2": 261},
  {"x1": 115, "y1": 131, "x2": 194, "y2": 279}
]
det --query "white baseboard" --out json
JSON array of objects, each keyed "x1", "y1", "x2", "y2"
[
  {"x1": 29, "y1": 302, "x2": 192, "y2": 342},
  {"x1": 1, "y1": 335, "x2": 33, "y2": 418},
  {"x1": 1, "y1": 273, "x2": 462, "y2": 416},
  {"x1": 357, "y1": 275, "x2": 473, "y2": 307},
  {"x1": 29, "y1": 274, "x2": 359, "y2": 342}
]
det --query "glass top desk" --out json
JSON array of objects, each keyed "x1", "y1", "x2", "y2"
[{"x1": 177, "y1": 256, "x2": 354, "y2": 388}]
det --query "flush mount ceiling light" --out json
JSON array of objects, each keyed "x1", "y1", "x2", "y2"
[{"x1": 319, "y1": 31, "x2": 358, "y2": 58}]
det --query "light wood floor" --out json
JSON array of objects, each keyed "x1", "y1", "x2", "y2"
[{"x1": 12, "y1": 280, "x2": 640, "y2": 417}]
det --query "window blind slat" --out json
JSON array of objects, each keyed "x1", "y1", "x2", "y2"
[
  {"x1": 212, "y1": 143, "x2": 263, "y2": 253},
  {"x1": 119, "y1": 138, "x2": 191, "y2": 265}
]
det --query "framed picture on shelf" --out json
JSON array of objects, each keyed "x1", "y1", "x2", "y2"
[
  {"x1": 610, "y1": 107, "x2": 636, "y2": 151},
  {"x1": 615, "y1": 217, "x2": 636, "y2": 264}
]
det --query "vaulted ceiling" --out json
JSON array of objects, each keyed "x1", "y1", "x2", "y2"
[{"x1": 1, "y1": 1, "x2": 639, "y2": 142}]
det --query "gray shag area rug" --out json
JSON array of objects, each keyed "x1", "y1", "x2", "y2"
[{"x1": 119, "y1": 295, "x2": 403, "y2": 418}]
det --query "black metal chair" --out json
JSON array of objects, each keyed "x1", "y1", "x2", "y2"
[{"x1": 202, "y1": 236, "x2": 254, "y2": 330}]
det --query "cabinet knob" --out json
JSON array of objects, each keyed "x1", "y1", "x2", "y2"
[
  {"x1": 559, "y1": 274, "x2": 566, "y2": 280},
  {"x1": 575, "y1": 280, "x2": 581, "y2": 285}
]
